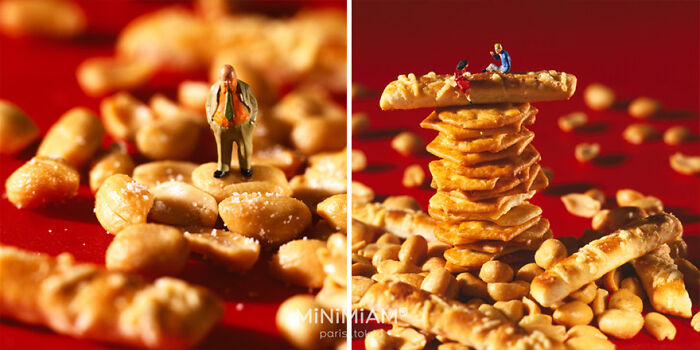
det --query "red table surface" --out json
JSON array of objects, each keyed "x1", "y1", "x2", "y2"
[
  {"x1": 351, "y1": 0, "x2": 699, "y2": 349},
  {"x1": 0, "y1": 1, "x2": 344, "y2": 349}
]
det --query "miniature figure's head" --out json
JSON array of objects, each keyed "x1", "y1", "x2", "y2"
[
  {"x1": 456, "y1": 59, "x2": 469, "y2": 71},
  {"x1": 494, "y1": 43, "x2": 503, "y2": 54},
  {"x1": 220, "y1": 64, "x2": 238, "y2": 90}
]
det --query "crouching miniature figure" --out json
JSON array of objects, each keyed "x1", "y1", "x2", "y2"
[{"x1": 206, "y1": 64, "x2": 258, "y2": 178}]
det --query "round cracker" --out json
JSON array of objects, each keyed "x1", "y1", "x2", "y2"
[{"x1": 436, "y1": 103, "x2": 531, "y2": 129}]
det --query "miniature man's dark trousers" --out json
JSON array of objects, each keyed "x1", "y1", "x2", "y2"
[{"x1": 210, "y1": 120, "x2": 254, "y2": 174}]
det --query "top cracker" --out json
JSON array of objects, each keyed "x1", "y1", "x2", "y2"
[{"x1": 380, "y1": 70, "x2": 577, "y2": 110}]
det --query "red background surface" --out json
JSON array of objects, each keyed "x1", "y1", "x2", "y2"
[
  {"x1": 352, "y1": 0, "x2": 699, "y2": 348},
  {"x1": 0, "y1": 0, "x2": 343, "y2": 349}
]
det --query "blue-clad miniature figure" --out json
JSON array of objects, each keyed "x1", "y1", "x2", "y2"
[{"x1": 483, "y1": 43, "x2": 511, "y2": 73}]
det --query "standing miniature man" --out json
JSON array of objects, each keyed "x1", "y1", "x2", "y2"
[
  {"x1": 206, "y1": 64, "x2": 258, "y2": 178},
  {"x1": 454, "y1": 59, "x2": 472, "y2": 103},
  {"x1": 484, "y1": 43, "x2": 511, "y2": 73}
]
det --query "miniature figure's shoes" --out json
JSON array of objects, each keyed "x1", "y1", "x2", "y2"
[
  {"x1": 420, "y1": 107, "x2": 537, "y2": 139},
  {"x1": 429, "y1": 145, "x2": 540, "y2": 181},
  {"x1": 435, "y1": 103, "x2": 531, "y2": 130},
  {"x1": 451, "y1": 165, "x2": 548, "y2": 202},
  {"x1": 380, "y1": 70, "x2": 577, "y2": 110},
  {"x1": 428, "y1": 190, "x2": 536, "y2": 222},
  {"x1": 427, "y1": 133, "x2": 533, "y2": 166}
]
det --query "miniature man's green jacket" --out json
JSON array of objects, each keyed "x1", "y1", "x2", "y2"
[{"x1": 205, "y1": 80, "x2": 258, "y2": 124}]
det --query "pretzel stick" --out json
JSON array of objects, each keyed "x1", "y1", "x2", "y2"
[
  {"x1": 380, "y1": 71, "x2": 577, "y2": 110},
  {"x1": 631, "y1": 244, "x2": 692, "y2": 318},
  {"x1": 0, "y1": 245, "x2": 223, "y2": 349},
  {"x1": 530, "y1": 213, "x2": 682, "y2": 307}
]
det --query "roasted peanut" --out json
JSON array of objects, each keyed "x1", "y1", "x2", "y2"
[
  {"x1": 351, "y1": 149, "x2": 367, "y2": 172},
  {"x1": 574, "y1": 142, "x2": 599, "y2": 162},
  {"x1": 664, "y1": 126, "x2": 693, "y2": 145},
  {"x1": 644, "y1": 312, "x2": 676, "y2": 341},
  {"x1": 37, "y1": 107, "x2": 105, "y2": 168},
  {"x1": 692, "y1": 312, "x2": 700, "y2": 332},
  {"x1": 387, "y1": 325, "x2": 428, "y2": 350},
  {"x1": 149, "y1": 94, "x2": 205, "y2": 127},
  {"x1": 5, "y1": 156, "x2": 79, "y2": 209},
  {"x1": 592, "y1": 288, "x2": 609, "y2": 315},
  {"x1": 351, "y1": 181, "x2": 375, "y2": 203},
  {"x1": 519, "y1": 314, "x2": 566, "y2": 343},
  {"x1": 629, "y1": 195, "x2": 663, "y2": 215},
  {"x1": 552, "y1": 301, "x2": 593, "y2": 327},
  {"x1": 437, "y1": 342, "x2": 469, "y2": 350},
  {"x1": 273, "y1": 88, "x2": 345, "y2": 126},
  {"x1": 177, "y1": 80, "x2": 209, "y2": 113},
  {"x1": 478, "y1": 304, "x2": 509, "y2": 322},
  {"x1": 608, "y1": 289, "x2": 643, "y2": 313},
  {"x1": 372, "y1": 273, "x2": 424, "y2": 289},
  {"x1": 493, "y1": 300, "x2": 525, "y2": 323},
  {"x1": 77, "y1": 57, "x2": 154, "y2": 96},
  {"x1": 391, "y1": 131, "x2": 424, "y2": 156},
  {"x1": 616, "y1": 188, "x2": 644, "y2": 206},
  {"x1": 427, "y1": 241, "x2": 450, "y2": 259},
  {"x1": 565, "y1": 337, "x2": 614, "y2": 350},
  {"x1": 628, "y1": 97, "x2": 662, "y2": 119},
  {"x1": 351, "y1": 112, "x2": 370, "y2": 136},
  {"x1": 291, "y1": 117, "x2": 346, "y2": 155},
  {"x1": 558, "y1": 111, "x2": 587, "y2": 132},
  {"x1": 561, "y1": 193, "x2": 601, "y2": 218},
  {"x1": 219, "y1": 192, "x2": 310, "y2": 246},
  {"x1": 402, "y1": 164, "x2": 426, "y2": 188},
  {"x1": 133, "y1": 160, "x2": 198, "y2": 189},
  {"x1": 352, "y1": 219, "x2": 377, "y2": 246},
  {"x1": 315, "y1": 277, "x2": 346, "y2": 310},
  {"x1": 352, "y1": 276, "x2": 375, "y2": 305},
  {"x1": 376, "y1": 233, "x2": 401, "y2": 245},
  {"x1": 535, "y1": 238, "x2": 567, "y2": 269},
  {"x1": 479, "y1": 260, "x2": 514, "y2": 283},
  {"x1": 105, "y1": 223, "x2": 188, "y2": 276},
  {"x1": 592, "y1": 206, "x2": 646, "y2": 232},
  {"x1": 376, "y1": 259, "x2": 421, "y2": 275},
  {"x1": 421, "y1": 267, "x2": 458, "y2": 298},
  {"x1": 516, "y1": 263, "x2": 543, "y2": 282},
  {"x1": 583, "y1": 83, "x2": 615, "y2": 111},
  {"x1": 148, "y1": 181, "x2": 218, "y2": 227},
  {"x1": 383, "y1": 195, "x2": 421, "y2": 212},
  {"x1": 316, "y1": 194, "x2": 347, "y2": 232},
  {"x1": 271, "y1": 239, "x2": 327, "y2": 288},
  {"x1": 89, "y1": 143, "x2": 135, "y2": 193},
  {"x1": 135, "y1": 118, "x2": 200, "y2": 160},
  {"x1": 569, "y1": 282, "x2": 597, "y2": 304},
  {"x1": 0, "y1": 0, "x2": 86, "y2": 38},
  {"x1": 584, "y1": 188, "x2": 605, "y2": 205},
  {"x1": 184, "y1": 229, "x2": 259, "y2": 273},
  {"x1": 620, "y1": 276, "x2": 646, "y2": 300},
  {"x1": 669, "y1": 152, "x2": 700, "y2": 175},
  {"x1": 522, "y1": 296, "x2": 541, "y2": 315},
  {"x1": 0, "y1": 100, "x2": 39, "y2": 154},
  {"x1": 100, "y1": 92, "x2": 154, "y2": 141},
  {"x1": 371, "y1": 244, "x2": 401, "y2": 266},
  {"x1": 465, "y1": 298, "x2": 485, "y2": 309},
  {"x1": 95, "y1": 174, "x2": 154, "y2": 234},
  {"x1": 192, "y1": 163, "x2": 290, "y2": 202},
  {"x1": 456, "y1": 272, "x2": 489, "y2": 299},
  {"x1": 276, "y1": 295, "x2": 340, "y2": 350},
  {"x1": 623, "y1": 123, "x2": 659, "y2": 144},
  {"x1": 365, "y1": 329, "x2": 394, "y2": 350},
  {"x1": 352, "y1": 262, "x2": 376, "y2": 277},
  {"x1": 399, "y1": 235, "x2": 428, "y2": 265},
  {"x1": 421, "y1": 257, "x2": 446, "y2": 272},
  {"x1": 566, "y1": 325, "x2": 607, "y2": 340},
  {"x1": 487, "y1": 280, "x2": 529, "y2": 301},
  {"x1": 598, "y1": 309, "x2": 644, "y2": 339}
]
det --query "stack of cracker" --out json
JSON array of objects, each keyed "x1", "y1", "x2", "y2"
[{"x1": 380, "y1": 70, "x2": 577, "y2": 271}]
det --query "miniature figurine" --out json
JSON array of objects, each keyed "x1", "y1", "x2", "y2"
[
  {"x1": 454, "y1": 59, "x2": 472, "y2": 103},
  {"x1": 484, "y1": 43, "x2": 511, "y2": 73},
  {"x1": 205, "y1": 64, "x2": 258, "y2": 178}
]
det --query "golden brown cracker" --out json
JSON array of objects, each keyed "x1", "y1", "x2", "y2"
[
  {"x1": 420, "y1": 107, "x2": 537, "y2": 139},
  {"x1": 427, "y1": 127, "x2": 534, "y2": 154},
  {"x1": 427, "y1": 133, "x2": 534, "y2": 166}
]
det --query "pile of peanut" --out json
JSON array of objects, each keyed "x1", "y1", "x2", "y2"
[
  {"x1": 352, "y1": 186, "x2": 698, "y2": 349},
  {"x1": 0, "y1": 1, "x2": 348, "y2": 349}
]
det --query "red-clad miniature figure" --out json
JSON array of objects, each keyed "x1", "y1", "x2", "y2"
[{"x1": 454, "y1": 59, "x2": 472, "y2": 103}]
